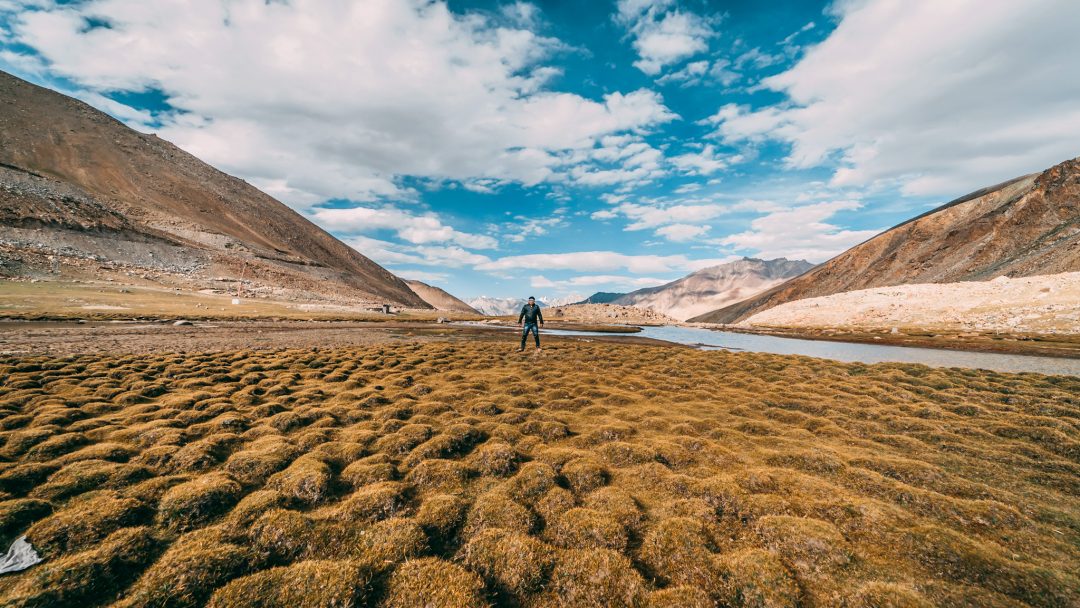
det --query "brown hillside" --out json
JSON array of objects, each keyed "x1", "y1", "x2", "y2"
[
  {"x1": 691, "y1": 158, "x2": 1080, "y2": 324},
  {"x1": 0, "y1": 70, "x2": 428, "y2": 308},
  {"x1": 405, "y1": 280, "x2": 481, "y2": 314},
  {"x1": 613, "y1": 257, "x2": 814, "y2": 321}
]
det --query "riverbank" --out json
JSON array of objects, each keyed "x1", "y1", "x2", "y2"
[{"x1": 716, "y1": 325, "x2": 1080, "y2": 359}]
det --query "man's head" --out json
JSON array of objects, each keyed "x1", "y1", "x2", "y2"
[{"x1": 528, "y1": 296, "x2": 535, "y2": 304}]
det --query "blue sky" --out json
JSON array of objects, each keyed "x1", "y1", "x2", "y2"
[{"x1": 2, "y1": 0, "x2": 1079, "y2": 301}]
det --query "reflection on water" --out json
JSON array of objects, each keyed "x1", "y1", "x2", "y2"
[{"x1": 539, "y1": 324, "x2": 1080, "y2": 377}]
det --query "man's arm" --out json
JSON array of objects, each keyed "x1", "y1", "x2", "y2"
[
  {"x1": 537, "y1": 307, "x2": 544, "y2": 325},
  {"x1": 518, "y1": 306, "x2": 525, "y2": 324}
]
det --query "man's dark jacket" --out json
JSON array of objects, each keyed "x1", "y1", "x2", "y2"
[{"x1": 518, "y1": 303, "x2": 544, "y2": 325}]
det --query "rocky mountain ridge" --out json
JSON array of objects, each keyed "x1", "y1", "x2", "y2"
[{"x1": 612, "y1": 257, "x2": 814, "y2": 321}]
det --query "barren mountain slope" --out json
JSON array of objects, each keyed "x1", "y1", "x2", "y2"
[
  {"x1": 0, "y1": 70, "x2": 427, "y2": 308},
  {"x1": 614, "y1": 257, "x2": 814, "y2": 321},
  {"x1": 576, "y1": 292, "x2": 625, "y2": 304},
  {"x1": 405, "y1": 280, "x2": 480, "y2": 314},
  {"x1": 691, "y1": 158, "x2": 1080, "y2": 324},
  {"x1": 742, "y1": 272, "x2": 1080, "y2": 334}
]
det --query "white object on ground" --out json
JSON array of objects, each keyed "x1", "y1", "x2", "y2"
[
  {"x1": 232, "y1": 298, "x2": 241, "y2": 305},
  {"x1": 0, "y1": 536, "x2": 43, "y2": 574}
]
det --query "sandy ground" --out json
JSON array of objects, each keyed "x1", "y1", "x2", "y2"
[{"x1": 741, "y1": 272, "x2": 1080, "y2": 334}]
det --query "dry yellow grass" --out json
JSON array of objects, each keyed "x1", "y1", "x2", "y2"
[
  {"x1": 0, "y1": 341, "x2": 1077, "y2": 607},
  {"x1": 0, "y1": 280, "x2": 481, "y2": 322}
]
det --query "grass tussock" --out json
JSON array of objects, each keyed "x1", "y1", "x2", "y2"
[
  {"x1": 25, "y1": 492, "x2": 148, "y2": 556},
  {"x1": 156, "y1": 473, "x2": 242, "y2": 532},
  {"x1": 117, "y1": 529, "x2": 259, "y2": 608},
  {"x1": 383, "y1": 557, "x2": 487, "y2": 608},
  {"x1": 206, "y1": 560, "x2": 371, "y2": 608},
  {"x1": 0, "y1": 341, "x2": 1077, "y2": 606},
  {"x1": 266, "y1": 454, "x2": 333, "y2": 506},
  {"x1": 459, "y1": 528, "x2": 555, "y2": 600},
  {"x1": 3, "y1": 526, "x2": 159, "y2": 608}
]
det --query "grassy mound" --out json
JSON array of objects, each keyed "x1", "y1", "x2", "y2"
[
  {"x1": 117, "y1": 529, "x2": 259, "y2": 608},
  {"x1": 0, "y1": 341, "x2": 1077, "y2": 606},
  {"x1": 206, "y1": 560, "x2": 371, "y2": 607},
  {"x1": 382, "y1": 557, "x2": 486, "y2": 608},
  {"x1": 156, "y1": 473, "x2": 242, "y2": 531}
]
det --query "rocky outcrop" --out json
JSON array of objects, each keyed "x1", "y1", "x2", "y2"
[{"x1": 547, "y1": 303, "x2": 678, "y2": 325}]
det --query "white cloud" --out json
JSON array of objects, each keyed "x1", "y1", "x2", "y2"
[
  {"x1": 655, "y1": 58, "x2": 738, "y2": 88},
  {"x1": 477, "y1": 251, "x2": 727, "y2": 274},
  {"x1": 669, "y1": 144, "x2": 735, "y2": 176},
  {"x1": 733, "y1": 47, "x2": 783, "y2": 70},
  {"x1": 559, "y1": 134, "x2": 672, "y2": 187},
  {"x1": 673, "y1": 183, "x2": 701, "y2": 194},
  {"x1": 655, "y1": 59, "x2": 708, "y2": 85},
  {"x1": 396, "y1": 269, "x2": 450, "y2": 283},
  {"x1": 570, "y1": 166, "x2": 655, "y2": 187},
  {"x1": 615, "y1": 0, "x2": 715, "y2": 75},
  {"x1": 655, "y1": 223, "x2": 708, "y2": 242},
  {"x1": 344, "y1": 235, "x2": 491, "y2": 269},
  {"x1": 608, "y1": 201, "x2": 730, "y2": 230},
  {"x1": 501, "y1": 215, "x2": 568, "y2": 243},
  {"x1": 709, "y1": 0, "x2": 1080, "y2": 196},
  {"x1": 410, "y1": 245, "x2": 492, "y2": 267},
  {"x1": 720, "y1": 200, "x2": 880, "y2": 262},
  {"x1": 7, "y1": 0, "x2": 677, "y2": 206},
  {"x1": 344, "y1": 236, "x2": 428, "y2": 267},
  {"x1": 531, "y1": 274, "x2": 668, "y2": 290},
  {"x1": 593, "y1": 197, "x2": 786, "y2": 245},
  {"x1": 530, "y1": 275, "x2": 557, "y2": 289},
  {"x1": 500, "y1": 2, "x2": 541, "y2": 29},
  {"x1": 311, "y1": 206, "x2": 497, "y2": 249}
]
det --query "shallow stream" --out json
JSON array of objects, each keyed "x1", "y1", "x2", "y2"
[{"x1": 540, "y1": 324, "x2": 1080, "y2": 376}]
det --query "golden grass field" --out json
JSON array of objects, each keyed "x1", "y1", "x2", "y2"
[{"x1": 0, "y1": 341, "x2": 1077, "y2": 607}]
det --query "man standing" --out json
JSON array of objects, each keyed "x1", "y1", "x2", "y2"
[{"x1": 518, "y1": 296, "x2": 544, "y2": 352}]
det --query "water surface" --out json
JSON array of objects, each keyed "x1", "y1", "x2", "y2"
[{"x1": 539, "y1": 324, "x2": 1080, "y2": 377}]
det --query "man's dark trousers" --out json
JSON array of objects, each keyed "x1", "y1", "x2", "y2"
[{"x1": 521, "y1": 322, "x2": 540, "y2": 348}]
